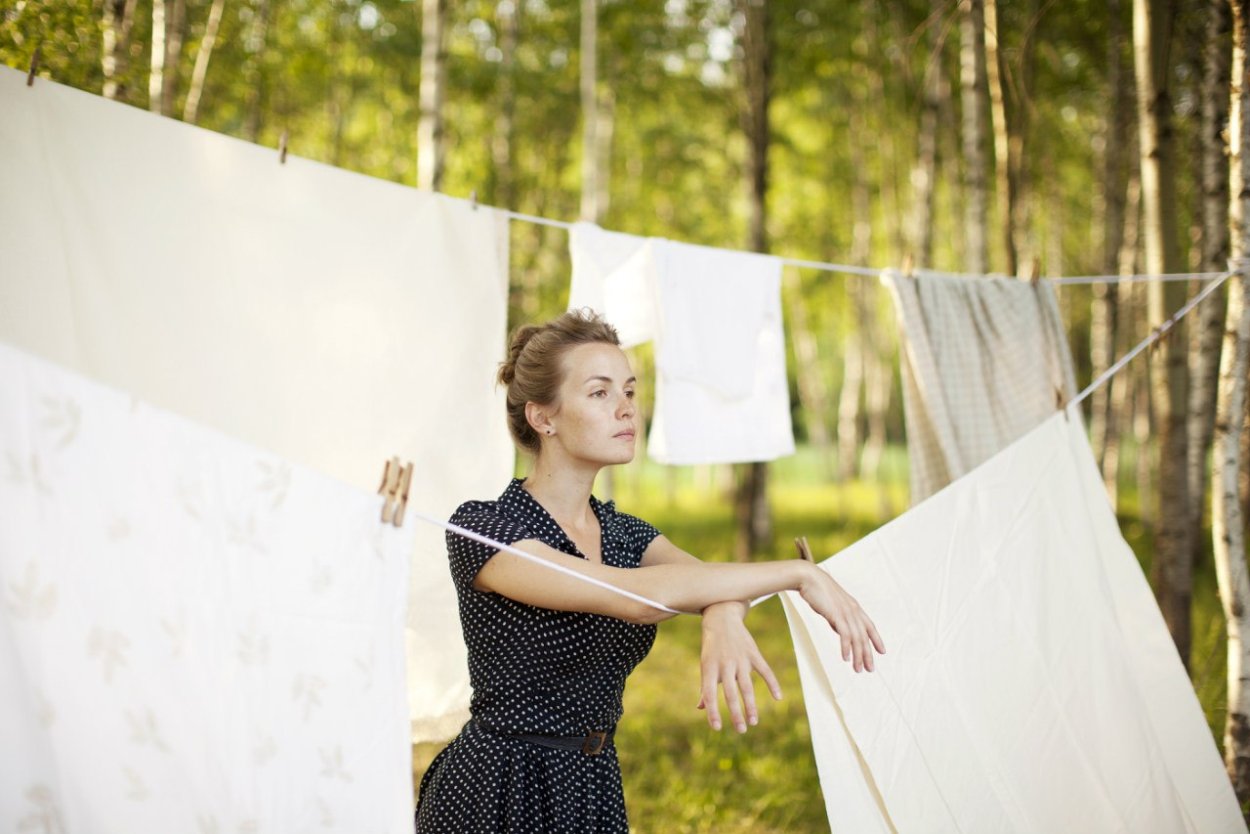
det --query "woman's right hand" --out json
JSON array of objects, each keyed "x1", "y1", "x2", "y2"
[{"x1": 797, "y1": 562, "x2": 886, "y2": 673}]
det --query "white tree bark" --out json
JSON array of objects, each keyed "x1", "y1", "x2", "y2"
[
  {"x1": 1216, "y1": 0, "x2": 1250, "y2": 803},
  {"x1": 149, "y1": 0, "x2": 167, "y2": 114},
  {"x1": 182, "y1": 0, "x2": 225, "y2": 124}
]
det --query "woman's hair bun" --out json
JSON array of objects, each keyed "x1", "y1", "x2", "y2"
[{"x1": 496, "y1": 310, "x2": 621, "y2": 455}]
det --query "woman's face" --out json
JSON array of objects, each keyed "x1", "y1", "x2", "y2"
[{"x1": 540, "y1": 342, "x2": 638, "y2": 467}]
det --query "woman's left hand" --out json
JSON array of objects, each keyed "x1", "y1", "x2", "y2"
[{"x1": 697, "y1": 600, "x2": 781, "y2": 733}]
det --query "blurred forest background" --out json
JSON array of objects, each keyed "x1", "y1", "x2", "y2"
[{"x1": 5, "y1": 0, "x2": 1250, "y2": 829}]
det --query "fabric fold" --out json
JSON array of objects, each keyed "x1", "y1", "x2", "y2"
[{"x1": 781, "y1": 412, "x2": 1244, "y2": 833}]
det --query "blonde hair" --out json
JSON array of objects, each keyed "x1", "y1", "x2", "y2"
[{"x1": 498, "y1": 309, "x2": 621, "y2": 454}]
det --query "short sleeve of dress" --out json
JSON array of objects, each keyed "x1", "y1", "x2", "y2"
[
  {"x1": 615, "y1": 511, "x2": 662, "y2": 555},
  {"x1": 446, "y1": 501, "x2": 532, "y2": 591}
]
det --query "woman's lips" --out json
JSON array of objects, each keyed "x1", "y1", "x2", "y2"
[{"x1": 615, "y1": 431, "x2": 635, "y2": 439}]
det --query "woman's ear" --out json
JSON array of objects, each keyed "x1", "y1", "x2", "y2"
[{"x1": 525, "y1": 402, "x2": 555, "y2": 437}]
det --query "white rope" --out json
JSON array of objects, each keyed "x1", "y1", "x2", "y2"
[
  {"x1": 749, "y1": 268, "x2": 1240, "y2": 609},
  {"x1": 1048, "y1": 271, "x2": 1226, "y2": 285},
  {"x1": 1069, "y1": 270, "x2": 1235, "y2": 408},
  {"x1": 405, "y1": 508, "x2": 684, "y2": 616},
  {"x1": 499, "y1": 209, "x2": 1221, "y2": 286}
]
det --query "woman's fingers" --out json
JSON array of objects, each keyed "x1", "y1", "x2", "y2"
[
  {"x1": 754, "y1": 651, "x2": 783, "y2": 702},
  {"x1": 700, "y1": 667, "x2": 722, "y2": 730},
  {"x1": 721, "y1": 665, "x2": 747, "y2": 732}
]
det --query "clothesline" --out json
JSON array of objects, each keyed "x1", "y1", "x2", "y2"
[
  {"x1": 500, "y1": 209, "x2": 1228, "y2": 286},
  {"x1": 1068, "y1": 269, "x2": 1234, "y2": 409},
  {"x1": 416, "y1": 267, "x2": 1236, "y2": 617},
  {"x1": 406, "y1": 507, "x2": 684, "y2": 616}
]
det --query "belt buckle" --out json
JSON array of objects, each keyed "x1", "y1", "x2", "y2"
[{"x1": 581, "y1": 730, "x2": 608, "y2": 756}]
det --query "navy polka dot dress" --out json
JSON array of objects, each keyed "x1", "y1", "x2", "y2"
[{"x1": 415, "y1": 478, "x2": 661, "y2": 833}]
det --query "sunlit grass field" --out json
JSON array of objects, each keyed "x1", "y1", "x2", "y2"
[{"x1": 413, "y1": 441, "x2": 1233, "y2": 833}]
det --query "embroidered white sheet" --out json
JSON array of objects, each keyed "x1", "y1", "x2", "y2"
[
  {"x1": 781, "y1": 412, "x2": 1245, "y2": 833},
  {"x1": 0, "y1": 341, "x2": 413, "y2": 831},
  {"x1": 881, "y1": 269, "x2": 1076, "y2": 503},
  {"x1": 0, "y1": 66, "x2": 514, "y2": 742}
]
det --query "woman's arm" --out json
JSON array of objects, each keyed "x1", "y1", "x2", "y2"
[
  {"x1": 642, "y1": 536, "x2": 780, "y2": 733},
  {"x1": 472, "y1": 534, "x2": 886, "y2": 673}
]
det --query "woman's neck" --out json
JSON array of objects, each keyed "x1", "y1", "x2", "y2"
[{"x1": 523, "y1": 454, "x2": 601, "y2": 527}]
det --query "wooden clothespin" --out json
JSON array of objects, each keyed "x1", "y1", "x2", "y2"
[
  {"x1": 26, "y1": 46, "x2": 41, "y2": 87},
  {"x1": 793, "y1": 536, "x2": 815, "y2": 562},
  {"x1": 278, "y1": 129, "x2": 289, "y2": 165},
  {"x1": 1029, "y1": 257, "x2": 1042, "y2": 287},
  {"x1": 377, "y1": 455, "x2": 414, "y2": 527},
  {"x1": 1055, "y1": 385, "x2": 1069, "y2": 422},
  {"x1": 469, "y1": 189, "x2": 478, "y2": 211},
  {"x1": 901, "y1": 253, "x2": 916, "y2": 278}
]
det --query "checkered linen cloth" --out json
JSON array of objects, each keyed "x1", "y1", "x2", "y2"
[{"x1": 880, "y1": 269, "x2": 1077, "y2": 504}]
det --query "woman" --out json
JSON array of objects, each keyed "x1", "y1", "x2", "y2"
[{"x1": 415, "y1": 310, "x2": 884, "y2": 833}]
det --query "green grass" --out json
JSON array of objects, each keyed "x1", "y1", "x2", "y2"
[{"x1": 413, "y1": 442, "x2": 1235, "y2": 832}]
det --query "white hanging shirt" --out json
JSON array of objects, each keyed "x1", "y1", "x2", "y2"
[{"x1": 647, "y1": 239, "x2": 794, "y2": 465}]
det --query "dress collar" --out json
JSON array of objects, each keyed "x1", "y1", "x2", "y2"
[{"x1": 498, "y1": 478, "x2": 615, "y2": 550}]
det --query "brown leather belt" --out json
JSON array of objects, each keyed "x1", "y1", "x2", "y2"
[{"x1": 473, "y1": 719, "x2": 614, "y2": 756}]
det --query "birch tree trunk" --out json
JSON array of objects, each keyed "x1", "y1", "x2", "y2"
[
  {"x1": 836, "y1": 58, "x2": 874, "y2": 480},
  {"x1": 1106, "y1": 170, "x2": 1143, "y2": 503},
  {"x1": 909, "y1": 0, "x2": 946, "y2": 266},
  {"x1": 1135, "y1": 0, "x2": 1194, "y2": 667},
  {"x1": 1092, "y1": 0, "x2": 1133, "y2": 477},
  {"x1": 149, "y1": 0, "x2": 167, "y2": 113},
  {"x1": 101, "y1": 0, "x2": 138, "y2": 102},
  {"x1": 489, "y1": 0, "x2": 518, "y2": 209},
  {"x1": 959, "y1": 0, "x2": 989, "y2": 274},
  {"x1": 1190, "y1": 0, "x2": 1233, "y2": 572},
  {"x1": 417, "y1": 0, "x2": 447, "y2": 192},
  {"x1": 1216, "y1": 0, "x2": 1250, "y2": 801},
  {"x1": 182, "y1": 0, "x2": 225, "y2": 124},
  {"x1": 242, "y1": 0, "x2": 271, "y2": 143},
  {"x1": 162, "y1": 0, "x2": 185, "y2": 115},
  {"x1": 579, "y1": 0, "x2": 599, "y2": 223},
  {"x1": 984, "y1": 0, "x2": 1016, "y2": 275},
  {"x1": 734, "y1": 0, "x2": 772, "y2": 561}
]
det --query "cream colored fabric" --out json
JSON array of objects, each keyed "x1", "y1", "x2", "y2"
[
  {"x1": 0, "y1": 342, "x2": 413, "y2": 831},
  {"x1": 567, "y1": 222, "x2": 659, "y2": 349},
  {"x1": 567, "y1": 224, "x2": 794, "y2": 465},
  {"x1": 0, "y1": 66, "x2": 514, "y2": 742},
  {"x1": 647, "y1": 239, "x2": 793, "y2": 464},
  {"x1": 881, "y1": 269, "x2": 1076, "y2": 503},
  {"x1": 782, "y1": 412, "x2": 1245, "y2": 834}
]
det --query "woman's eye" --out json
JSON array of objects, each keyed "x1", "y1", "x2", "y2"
[
  {"x1": 591, "y1": 390, "x2": 606, "y2": 398},
  {"x1": 625, "y1": 390, "x2": 636, "y2": 399}
]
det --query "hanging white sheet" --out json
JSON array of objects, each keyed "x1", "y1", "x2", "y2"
[
  {"x1": 0, "y1": 341, "x2": 413, "y2": 832},
  {"x1": 567, "y1": 224, "x2": 794, "y2": 465},
  {"x1": 781, "y1": 411, "x2": 1245, "y2": 833},
  {"x1": 567, "y1": 222, "x2": 660, "y2": 349},
  {"x1": 881, "y1": 269, "x2": 1076, "y2": 503},
  {"x1": 648, "y1": 239, "x2": 793, "y2": 465},
  {"x1": 0, "y1": 66, "x2": 514, "y2": 741}
]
